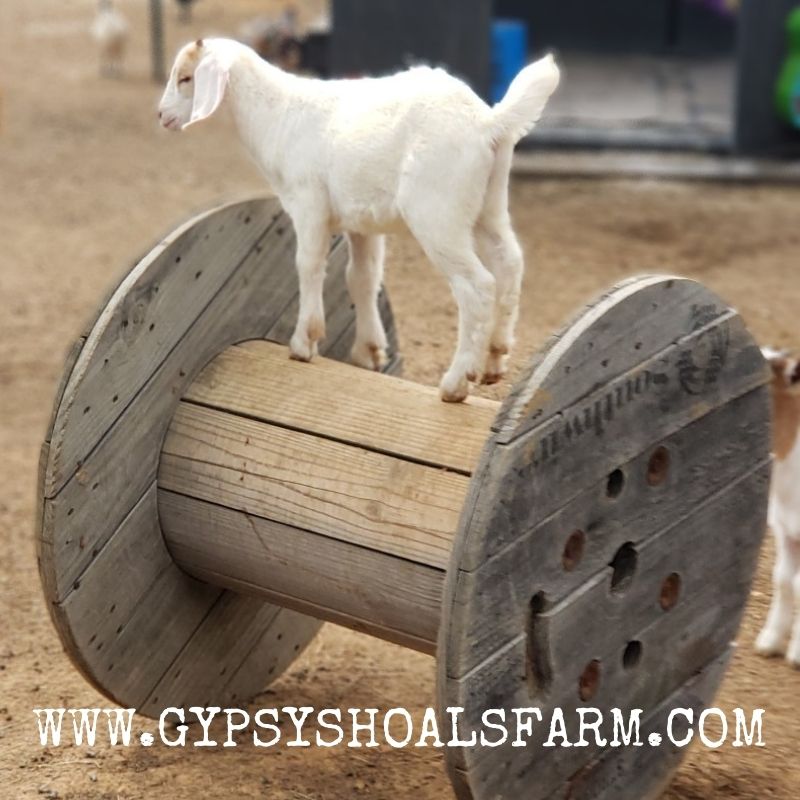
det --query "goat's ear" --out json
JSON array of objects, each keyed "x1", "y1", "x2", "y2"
[{"x1": 184, "y1": 53, "x2": 229, "y2": 128}]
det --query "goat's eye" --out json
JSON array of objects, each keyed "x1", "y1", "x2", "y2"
[{"x1": 178, "y1": 76, "x2": 192, "y2": 85}]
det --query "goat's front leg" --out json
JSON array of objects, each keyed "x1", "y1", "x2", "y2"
[
  {"x1": 346, "y1": 233, "x2": 388, "y2": 370},
  {"x1": 288, "y1": 214, "x2": 331, "y2": 362},
  {"x1": 756, "y1": 529, "x2": 800, "y2": 658}
]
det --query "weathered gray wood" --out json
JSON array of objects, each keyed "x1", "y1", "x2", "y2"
[
  {"x1": 452, "y1": 648, "x2": 733, "y2": 800},
  {"x1": 159, "y1": 489, "x2": 444, "y2": 652},
  {"x1": 446, "y1": 387, "x2": 770, "y2": 677},
  {"x1": 160, "y1": 403, "x2": 466, "y2": 569},
  {"x1": 493, "y1": 276, "x2": 723, "y2": 442},
  {"x1": 39, "y1": 212, "x2": 299, "y2": 602},
  {"x1": 455, "y1": 309, "x2": 765, "y2": 573},
  {"x1": 438, "y1": 276, "x2": 770, "y2": 800},
  {"x1": 38, "y1": 199, "x2": 399, "y2": 716},
  {"x1": 45, "y1": 200, "x2": 280, "y2": 495},
  {"x1": 182, "y1": 339, "x2": 496, "y2": 474}
]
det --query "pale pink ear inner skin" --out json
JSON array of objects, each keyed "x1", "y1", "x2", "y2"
[{"x1": 184, "y1": 55, "x2": 229, "y2": 128}]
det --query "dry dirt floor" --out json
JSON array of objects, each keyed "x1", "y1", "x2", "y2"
[{"x1": 1, "y1": 1, "x2": 799, "y2": 798}]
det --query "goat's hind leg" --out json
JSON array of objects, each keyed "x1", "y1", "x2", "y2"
[
  {"x1": 410, "y1": 229, "x2": 496, "y2": 402},
  {"x1": 475, "y1": 219, "x2": 524, "y2": 385},
  {"x1": 346, "y1": 233, "x2": 388, "y2": 370}
]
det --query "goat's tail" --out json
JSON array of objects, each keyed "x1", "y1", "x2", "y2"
[{"x1": 490, "y1": 54, "x2": 560, "y2": 143}]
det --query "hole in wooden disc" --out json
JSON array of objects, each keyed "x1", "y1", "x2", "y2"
[
  {"x1": 606, "y1": 469, "x2": 625, "y2": 498},
  {"x1": 562, "y1": 530, "x2": 586, "y2": 572},
  {"x1": 660, "y1": 573, "x2": 681, "y2": 611},
  {"x1": 610, "y1": 542, "x2": 637, "y2": 594},
  {"x1": 579, "y1": 659, "x2": 601, "y2": 701},
  {"x1": 530, "y1": 591, "x2": 547, "y2": 615},
  {"x1": 647, "y1": 446, "x2": 670, "y2": 487},
  {"x1": 622, "y1": 641, "x2": 642, "y2": 670}
]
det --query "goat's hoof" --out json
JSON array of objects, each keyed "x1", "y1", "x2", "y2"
[
  {"x1": 483, "y1": 347, "x2": 509, "y2": 385},
  {"x1": 755, "y1": 629, "x2": 786, "y2": 657},
  {"x1": 288, "y1": 343, "x2": 317, "y2": 362},
  {"x1": 439, "y1": 373, "x2": 469, "y2": 403},
  {"x1": 289, "y1": 332, "x2": 319, "y2": 363},
  {"x1": 481, "y1": 371, "x2": 505, "y2": 386},
  {"x1": 440, "y1": 388, "x2": 468, "y2": 403},
  {"x1": 351, "y1": 341, "x2": 387, "y2": 371}
]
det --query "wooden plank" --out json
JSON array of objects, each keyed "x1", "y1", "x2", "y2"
[
  {"x1": 184, "y1": 339, "x2": 497, "y2": 474},
  {"x1": 455, "y1": 309, "x2": 766, "y2": 572},
  {"x1": 45, "y1": 199, "x2": 281, "y2": 495},
  {"x1": 39, "y1": 214, "x2": 300, "y2": 602},
  {"x1": 159, "y1": 403, "x2": 466, "y2": 570},
  {"x1": 174, "y1": 565, "x2": 437, "y2": 655},
  {"x1": 447, "y1": 527, "x2": 761, "y2": 800},
  {"x1": 159, "y1": 489, "x2": 444, "y2": 650},
  {"x1": 530, "y1": 460, "x2": 769, "y2": 695},
  {"x1": 445, "y1": 387, "x2": 770, "y2": 676},
  {"x1": 139, "y1": 592, "x2": 283, "y2": 712},
  {"x1": 452, "y1": 648, "x2": 733, "y2": 800},
  {"x1": 493, "y1": 276, "x2": 716, "y2": 442}
]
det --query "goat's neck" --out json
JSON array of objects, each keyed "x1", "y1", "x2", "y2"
[{"x1": 226, "y1": 54, "x2": 297, "y2": 169}]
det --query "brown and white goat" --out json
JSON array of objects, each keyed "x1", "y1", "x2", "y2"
[{"x1": 756, "y1": 348, "x2": 800, "y2": 667}]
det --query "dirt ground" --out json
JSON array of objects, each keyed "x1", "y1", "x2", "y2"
[{"x1": 1, "y1": 1, "x2": 799, "y2": 798}]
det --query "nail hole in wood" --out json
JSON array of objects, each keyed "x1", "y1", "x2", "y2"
[
  {"x1": 83, "y1": 406, "x2": 91, "y2": 415},
  {"x1": 529, "y1": 591, "x2": 546, "y2": 615},
  {"x1": 579, "y1": 659, "x2": 601, "y2": 701},
  {"x1": 647, "y1": 446, "x2": 670, "y2": 487},
  {"x1": 606, "y1": 469, "x2": 624, "y2": 498},
  {"x1": 562, "y1": 530, "x2": 585, "y2": 572},
  {"x1": 610, "y1": 542, "x2": 637, "y2": 594},
  {"x1": 660, "y1": 573, "x2": 681, "y2": 611},
  {"x1": 622, "y1": 641, "x2": 642, "y2": 670},
  {"x1": 112, "y1": 394, "x2": 118, "y2": 403}
]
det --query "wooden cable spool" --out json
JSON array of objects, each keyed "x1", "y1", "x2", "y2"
[{"x1": 37, "y1": 198, "x2": 771, "y2": 800}]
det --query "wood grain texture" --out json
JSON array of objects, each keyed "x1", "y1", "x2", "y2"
[
  {"x1": 183, "y1": 339, "x2": 497, "y2": 474},
  {"x1": 445, "y1": 387, "x2": 770, "y2": 677},
  {"x1": 438, "y1": 276, "x2": 771, "y2": 800},
  {"x1": 37, "y1": 199, "x2": 399, "y2": 717},
  {"x1": 159, "y1": 489, "x2": 443, "y2": 652},
  {"x1": 45, "y1": 200, "x2": 277, "y2": 495}
]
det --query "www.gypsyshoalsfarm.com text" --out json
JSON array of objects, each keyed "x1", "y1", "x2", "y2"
[{"x1": 32, "y1": 706, "x2": 765, "y2": 749}]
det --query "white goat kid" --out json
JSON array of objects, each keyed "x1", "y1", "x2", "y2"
[
  {"x1": 158, "y1": 38, "x2": 560, "y2": 401},
  {"x1": 756, "y1": 348, "x2": 800, "y2": 667}
]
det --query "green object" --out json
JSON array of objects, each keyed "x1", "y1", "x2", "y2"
[{"x1": 775, "y1": 6, "x2": 800, "y2": 128}]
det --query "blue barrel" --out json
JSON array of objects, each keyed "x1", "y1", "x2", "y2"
[{"x1": 491, "y1": 19, "x2": 528, "y2": 103}]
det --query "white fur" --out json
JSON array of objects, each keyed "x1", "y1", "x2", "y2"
[
  {"x1": 158, "y1": 38, "x2": 560, "y2": 400},
  {"x1": 756, "y1": 348, "x2": 800, "y2": 667}
]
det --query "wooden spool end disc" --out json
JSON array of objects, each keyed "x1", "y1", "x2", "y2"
[
  {"x1": 36, "y1": 198, "x2": 400, "y2": 717},
  {"x1": 438, "y1": 276, "x2": 771, "y2": 800}
]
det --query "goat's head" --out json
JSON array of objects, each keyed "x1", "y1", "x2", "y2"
[
  {"x1": 762, "y1": 347, "x2": 800, "y2": 459},
  {"x1": 158, "y1": 39, "x2": 235, "y2": 131}
]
